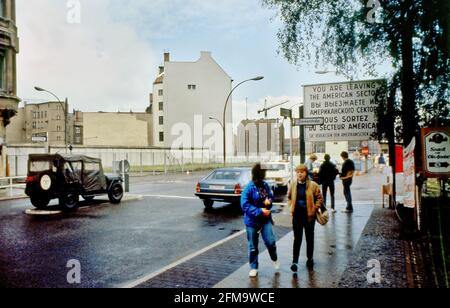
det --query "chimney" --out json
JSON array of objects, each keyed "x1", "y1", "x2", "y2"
[
  {"x1": 164, "y1": 52, "x2": 170, "y2": 62},
  {"x1": 158, "y1": 66, "x2": 164, "y2": 74}
]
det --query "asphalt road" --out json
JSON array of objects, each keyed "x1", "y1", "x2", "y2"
[{"x1": 0, "y1": 171, "x2": 270, "y2": 288}]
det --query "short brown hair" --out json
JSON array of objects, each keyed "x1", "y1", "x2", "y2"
[
  {"x1": 295, "y1": 164, "x2": 308, "y2": 173},
  {"x1": 252, "y1": 163, "x2": 266, "y2": 182},
  {"x1": 341, "y1": 151, "x2": 349, "y2": 159}
]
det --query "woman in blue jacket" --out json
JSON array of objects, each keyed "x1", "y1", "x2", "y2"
[{"x1": 241, "y1": 163, "x2": 279, "y2": 278}]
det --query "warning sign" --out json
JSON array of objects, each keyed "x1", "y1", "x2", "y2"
[{"x1": 303, "y1": 79, "x2": 385, "y2": 142}]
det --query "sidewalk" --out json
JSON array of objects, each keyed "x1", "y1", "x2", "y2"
[{"x1": 0, "y1": 187, "x2": 27, "y2": 201}]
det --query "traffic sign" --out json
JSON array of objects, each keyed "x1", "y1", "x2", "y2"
[
  {"x1": 293, "y1": 118, "x2": 324, "y2": 126},
  {"x1": 421, "y1": 127, "x2": 450, "y2": 178}
]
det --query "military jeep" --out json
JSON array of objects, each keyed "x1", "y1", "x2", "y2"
[{"x1": 25, "y1": 154, "x2": 124, "y2": 211}]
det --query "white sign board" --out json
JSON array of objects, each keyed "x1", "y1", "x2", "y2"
[
  {"x1": 293, "y1": 118, "x2": 324, "y2": 126},
  {"x1": 403, "y1": 138, "x2": 416, "y2": 209},
  {"x1": 303, "y1": 79, "x2": 385, "y2": 142},
  {"x1": 421, "y1": 128, "x2": 450, "y2": 178},
  {"x1": 32, "y1": 136, "x2": 47, "y2": 143}
]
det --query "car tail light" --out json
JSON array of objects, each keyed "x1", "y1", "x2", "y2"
[
  {"x1": 196, "y1": 183, "x2": 201, "y2": 193},
  {"x1": 234, "y1": 184, "x2": 242, "y2": 195},
  {"x1": 26, "y1": 176, "x2": 36, "y2": 183}
]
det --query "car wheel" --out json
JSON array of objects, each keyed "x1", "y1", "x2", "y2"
[
  {"x1": 30, "y1": 196, "x2": 50, "y2": 209},
  {"x1": 203, "y1": 199, "x2": 214, "y2": 209},
  {"x1": 59, "y1": 192, "x2": 79, "y2": 212},
  {"x1": 108, "y1": 182, "x2": 124, "y2": 204},
  {"x1": 82, "y1": 196, "x2": 95, "y2": 201}
]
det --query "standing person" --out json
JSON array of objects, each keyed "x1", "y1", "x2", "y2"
[
  {"x1": 241, "y1": 163, "x2": 280, "y2": 278},
  {"x1": 304, "y1": 154, "x2": 318, "y2": 181},
  {"x1": 378, "y1": 153, "x2": 386, "y2": 172},
  {"x1": 288, "y1": 164, "x2": 323, "y2": 272},
  {"x1": 340, "y1": 151, "x2": 356, "y2": 213},
  {"x1": 318, "y1": 154, "x2": 339, "y2": 213}
]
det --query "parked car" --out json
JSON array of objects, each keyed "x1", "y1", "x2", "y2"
[
  {"x1": 262, "y1": 161, "x2": 291, "y2": 194},
  {"x1": 195, "y1": 167, "x2": 277, "y2": 209},
  {"x1": 25, "y1": 154, "x2": 124, "y2": 212}
]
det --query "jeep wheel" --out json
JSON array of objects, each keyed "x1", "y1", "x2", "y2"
[
  {"x1": 59, "y1": 192, "x2": 79, "y2": 212},
  {"x1": 108, "y1": 183, "x2": 123, "y2": 204},
  {"x1": 30, "y1": 197, "x2": 50, "y2": 210},
  {"x1": 203, "y1": 199, "x2": 214, "y2": 209}
]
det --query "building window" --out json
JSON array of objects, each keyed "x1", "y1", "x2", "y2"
[
  {"x1": 57, "y1": 136, "x2": 61, "y2": 141},
  {"x1": 158, "y1": 102, "x2": 163, "y2": 111},
  {"x1": 32, "y1": 122, "x2": 36, "y2": 129},
  {"x1": 57, "y1": 115, "x2": 61, "y2": 120},
  {"x1": 0, "y1": 50, "x2": 5, "y2": 90},
  {"x1": 57, "y1": 126, "x2": 61, "y2": 132},
  {"x1": 159, "y1": 132, "x2": 164, "y2": 142},
  {"x1": 75, "y1": 127, "x2": 81, "y2": 134},
  {"x1": 45, "y1": 111, "x2": 47, "y2": 118},
  {"x1": 188, "y1": 84, "x2": 197, "y2": 90},
  {"x1": 158, "y1": 89, "x2": 163, "y2": 96},
  {"x1": 0, "y1": 0, "x2": 4, "y2": 18},
  {"x1": 159, "y1": 116, "x2": 164, "y2": 125}
]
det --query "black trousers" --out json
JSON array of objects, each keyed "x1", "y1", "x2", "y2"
[{"x1": 292, "y1": 207, "x2": 316, "y2": 263}]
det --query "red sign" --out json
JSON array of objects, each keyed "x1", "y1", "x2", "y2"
[{"x1": 361, "y1": 147, "x2": 369, "y2": 155}]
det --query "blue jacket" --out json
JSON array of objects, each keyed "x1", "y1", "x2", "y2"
[{"x1": 241, "y1": 181, "x2": 274, "y2": 228}]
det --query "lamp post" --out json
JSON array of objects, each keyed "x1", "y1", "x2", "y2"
[
  {"x1": 222, "y1": 76, "x2": 264, "y2": 166},
  {"x1": 208, "y1": 116, "x2": 224, "y2": 130},
  {"x1": 315, "y1": 70, "x2": 353, "y2": 80},
  {"x1": 34, "y1": 86, "x2": 68, "y2": 153}
]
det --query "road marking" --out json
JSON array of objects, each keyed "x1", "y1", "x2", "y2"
[
  {"x1": 141, "y1": 194, "x2": 197, "y2": 200},
  {"x1": 121, "y1": 229, "x2": 246, "y2": 289}
]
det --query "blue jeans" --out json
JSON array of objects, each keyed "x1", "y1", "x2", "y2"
[
  {"x1": 343, "y1": 180, "x2": 353, "y2": 211},
  {"x1": 246, "y1": 222, "x2": 278, "y2": 270}
]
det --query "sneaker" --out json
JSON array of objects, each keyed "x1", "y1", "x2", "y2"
[
  {"x1": 290, "y1": 263, "x2": 298, "y2": 273},
  {"x1": 331, "y1": 209, "x2": 337, "y2": 213},
  {"x1": 249, "y1": 269, "x2": 258, "y2": 278},
  {"x1": 273, "y1": 260, "x2": 280, "y2": 271},
  {"x1": 342, "y1": 209, "x2": 353, "y2": 213},
  {"x1": 306, "y1": 259, "x2": 314, "y2": 269}
]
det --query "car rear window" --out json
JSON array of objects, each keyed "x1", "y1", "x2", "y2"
[
  {"x1": 85, "y1": 163, "x2": 101, "y2": 172},
  {"x1": 208, "y1": 170, "x2": 242, "y2": 181},
  {"x1": 29, "y1": 161, "x2": 51, "y2": 172}
]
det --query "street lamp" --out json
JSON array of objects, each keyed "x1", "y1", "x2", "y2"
[
  {"x1": 222, "y1": 76, "x2": 264, "y2": 166},
  {"x1": 208, "y1": 116, "x2": 224, "y2": 130},
  {"x1": 315, "y1": 70, "x2": 353, "y2": 80},
  {"x1": 34, "y1": 86, "x2": 68, "y2": 152}
]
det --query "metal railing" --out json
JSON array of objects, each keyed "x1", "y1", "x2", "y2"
[{"x1": 0, "y1": 176, "x2": 27, "y2": 195}]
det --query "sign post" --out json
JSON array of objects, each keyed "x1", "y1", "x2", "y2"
[{"x1": 421, "y1": 127, "x2": 450, "y2": 179}]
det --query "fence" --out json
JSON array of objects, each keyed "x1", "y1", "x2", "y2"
[
  {"x1": 7, "y1": 145, "x2": 283, "y2": 177},
  {"x1": 0, "y1": 176, "x2": 27, "y2": 195}
]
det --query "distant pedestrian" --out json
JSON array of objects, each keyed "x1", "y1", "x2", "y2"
[
  {"x1": 378, "y1": 153, "x2": 386, "y2": 172},
  {"x1": 304, "y1": 154, "x2": 318, "y2": 181},
  {"x1": 241, "y1": 163, "x2": 279, "y2": 278},
  {"x1": 340, "y1": 152, "x2": 355, "y2": 213},
  {"x1": 288, "y1": 164, "x2": 323, "y2": 272},
  {"x1": 318, "y1": 154, "x2": 339, "y2": 213}
]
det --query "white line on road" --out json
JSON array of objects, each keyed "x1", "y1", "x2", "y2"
[
  {"x1": 121, "y1": 229, "x2": 246, "y2": 289},
  {"x1": 141, "y1": 194, "x2": 197, "y2": 200}
]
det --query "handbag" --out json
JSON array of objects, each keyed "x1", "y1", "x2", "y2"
[{"x1": 316, "y1": 205, "x2": 329, "y2": 226}]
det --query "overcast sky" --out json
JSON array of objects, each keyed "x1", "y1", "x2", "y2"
[{"x1": 17, "y1": 0, "x2": 392, "y2": 129}]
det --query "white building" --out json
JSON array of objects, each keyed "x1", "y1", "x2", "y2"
[{"x1": 150, "y1": 52, "x2": 232, "y2": 155}]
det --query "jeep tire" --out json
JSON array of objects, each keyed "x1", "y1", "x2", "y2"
[
  {"x1": 59, "y1": 192, "x2": 79, "y2": 212},
  {"x1": 108, "y1": 182, "x2": 124, "y2": 204}
]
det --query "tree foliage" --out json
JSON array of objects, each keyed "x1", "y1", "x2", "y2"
[{"x1": 261, "y1": 0, "x2": 450, "y2": 145}]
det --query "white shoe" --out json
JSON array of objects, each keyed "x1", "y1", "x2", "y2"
[
  {"x1": 249, "y1": 269, "x2": 258, "y2": 278},
  {"x1": 331, "y1": 209, "x2": 337, "y2": 213},
  {"x1": 273, "y1": 261, "x2": 280, "y2": 271}
]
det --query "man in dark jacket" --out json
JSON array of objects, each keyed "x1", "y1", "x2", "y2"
[
  {"x1": 340, "y1": 152, "x2": 356, "y2": 213},
  {"x1": 318, "y1": 154, "x2": 339, "y2": 213}
]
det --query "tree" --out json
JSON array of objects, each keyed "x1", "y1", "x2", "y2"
[{"x1": 261, "y1": 0, "x2": 449, "y2": 149}]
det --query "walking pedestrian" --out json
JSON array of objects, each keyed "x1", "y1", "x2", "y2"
[
  {"x1": 288, "y1": 164, "x2": 323, "y2": 272},
  {"x1": 241, "y1": 163, "x2": 280, "y2": 278},
  {"x1": 340, "y1": 151, "x2": 355, "y2": 213},
  {"x1": 318, "y1": 154, "x2": 339, "y2": 213},
  {"x1": 378, "y1": 153, "x2": 386, "y2": 172},
  {"x1": 304, "y1": 154, "x2": 318, "y2": 181}
]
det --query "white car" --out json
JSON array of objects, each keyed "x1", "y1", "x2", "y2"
[{"x1": 262, "y1": 162, "x2": 292, "y2": 192}]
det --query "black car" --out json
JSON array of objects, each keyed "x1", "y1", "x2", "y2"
[{"x1": 25, "y1": 154, "x2": 124, "y2": 211}]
